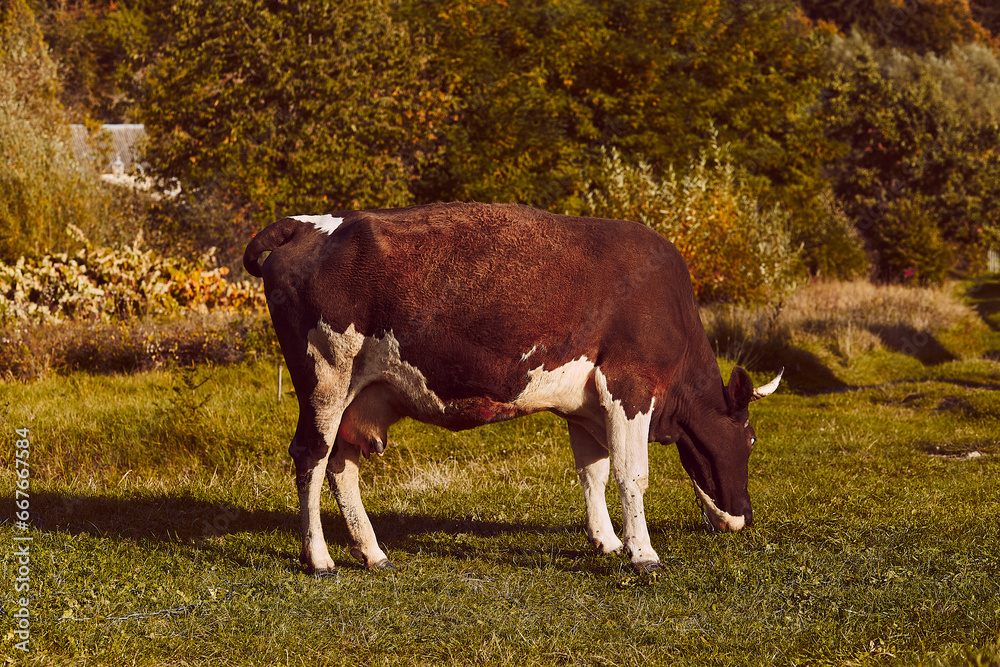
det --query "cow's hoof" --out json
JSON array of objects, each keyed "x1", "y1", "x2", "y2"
[
  {"x1": 631, "y1": 560, "x2": 663, "y2": 574},
  {"x1": 370, "y1": 559, "x2": 397, "y2": 571},
  {"x1": 310, "y1": 566, "x2": 339, "y2": 577},
  {"x1": 591, "y1": 537, "x2": 625, "y2": 556}
]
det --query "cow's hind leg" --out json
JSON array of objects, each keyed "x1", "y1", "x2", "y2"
[
  {"x1": 326, "y1": 438, "x2": 393, "y2": 569},
  {"x1": 568, "y1": 422, "x2": 623, "y2": 555},
  {"x1": 290, "y1": 417, "x2": 339, "y2": 575}
]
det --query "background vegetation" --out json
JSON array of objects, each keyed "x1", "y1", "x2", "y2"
[
  {"x1": 3, "y1": 1, "x2": 1000, "y2": 662},
  {"x1": 2, "y1": 0, "x2": 998, "y2": 293},
  {"x1": 1, "y1": 277, "x2": 999, "y2": 665}
]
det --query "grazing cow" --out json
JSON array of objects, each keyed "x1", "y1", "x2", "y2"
[{"x1": 243, "y1": 202, "x2": 781, "y2": 574}]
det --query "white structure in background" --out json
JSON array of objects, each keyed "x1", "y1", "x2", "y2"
[{"x1": 69, "y1": 123, "x2": 179, "y2": 199}]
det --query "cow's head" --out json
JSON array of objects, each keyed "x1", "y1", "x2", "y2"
[{"x1": 675, "y1": 366, "x2": 782, "y2": 533}]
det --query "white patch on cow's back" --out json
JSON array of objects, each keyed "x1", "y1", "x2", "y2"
[
  {"x1": 520, "y1": 344, "x2": 539, "y2": 362},
  {"x1": 513, "y1": 356, "x2": 595, "y2": 414},
  {"x1": 291, "y1": 214, "x2": 344, "y2": 235}
]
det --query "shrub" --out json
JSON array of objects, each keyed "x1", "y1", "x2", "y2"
[
  {"x1": 798, "y1": 189, "x2": 871, "y2": 280},
  {"x1": 0, "y1": 0, "x2": 126, "y2": 261},
  {"x1": 585, "y1": 141, "x2": 802, "y2": 306},
  {"x1": 824, "y1": 35, "x2": 1000, "y2": 281},
  {"x1": 868, "y1": 196, "x2": 952, "y2": 285},
  {"x1": 0, "y1": 229, "x2": 265, "y2": 326}
]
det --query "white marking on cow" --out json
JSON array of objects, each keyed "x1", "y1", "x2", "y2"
[
  {"x1": 327, "y1": 442, "x2": 390, "y2": 568},
  {"x1": 691, "y1": 478, "x2": 746, "y2": 532},
  {"x1": 306, "y1": 321, "x2": 446, "y2": 440},
  {"x1": 351, "y1": 330, "x2": 447, "y2": 415},
  {"x1": 513, "y1": 356, "x2": 595, "y2": 413},
  {"x1": 305, "y1": 321, "x2": 365, "y2": 439},
  {"x1": 594, "y1": 368, "x2": 659, "y2": 566},
  {"x1": 520, "y1": 344, "x2": 539, "y2": 362},
  {"x1": 302, "y1": 318, "x2": 450, "y2": 568},
  {"x1": 291, "y1": 214, "x2": 345, "y2": 235},
  {"x1": 568, "y1": 422, "x2": 624, "y2": 555},
  {"x1": 299, "y1": 466, "x2": 337, "y2": 572}
]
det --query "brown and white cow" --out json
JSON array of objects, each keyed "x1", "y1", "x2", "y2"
[{"x1": 243, "y1": 202, "x2": 781, "y2": 574}]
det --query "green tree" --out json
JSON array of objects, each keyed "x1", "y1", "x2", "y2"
[
  {"x1": 138, "y1": 0, "x2": 448, "y2": 248},
  {"x1": 823, "y1": 35, "x2": 1000, "y2": 282},
  {"x1": 409, "y1": 0, "x2": 845, "y2": 276},
  {"x1": 31, "y1": 0, "x2": 148, "y2": 122},
  {"x1": 0, "y1": 0, "x2": 114, "y2": 260},
  {"x1": 578, "y1": 0, "x2": 845, "y2": 274},
  {"x1": 799, "y1": 0, "x2": 989, "y2": 54},
  {"x1": 404, "y1": 0, "x2": 609, "y2": 209}
]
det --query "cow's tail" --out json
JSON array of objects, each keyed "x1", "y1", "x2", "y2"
[{"x1": 243, "y1": 217, "x2": 302, "y2": 277}]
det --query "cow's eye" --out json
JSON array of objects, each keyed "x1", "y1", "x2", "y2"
[{"x1": 750, "y1": 437, "x2": 756, "y2": 447}]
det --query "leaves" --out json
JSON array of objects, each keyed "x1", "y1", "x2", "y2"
[
  {"x1": 586, "y1": 141, "x2": 802, "y2": 306},
  {"x1": 0, "y1": 232, "x2": 265, "y2": 325},
  {"x1": 140, "y1": 0, "x2": 448, "y2": 231}
]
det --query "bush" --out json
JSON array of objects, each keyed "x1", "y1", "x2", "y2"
[
  {"x1": 585, "y1": 140, "x2": 802, "y2": 306},
  {"x1": 0, "y1": 0, "x2": 125, "y2": 261},
  {"x1": 868, "y1": 196, "x2": 953, "y2": 284},
  {"x1": 824, "y1": 35, "x2": 1000, "y2": 281},
  {"x1": 0, "y1": 229, "x2": 265, "y2": 325},
  {"x1": 797, "y1": 189, "x2": 871, "y2": 280}
]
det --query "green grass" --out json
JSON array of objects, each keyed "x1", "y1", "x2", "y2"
[{"x1": 3, "y1": 278, "x2": 1000, "y2": 665}]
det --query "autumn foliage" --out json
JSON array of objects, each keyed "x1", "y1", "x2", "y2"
[{"x1": 4, "y1": 0, "x2": 1000, "y2": 300}]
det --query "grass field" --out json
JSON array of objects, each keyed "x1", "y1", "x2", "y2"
[{"x1": 2, "y1": 279, "x2": 1000, "y2": 665}]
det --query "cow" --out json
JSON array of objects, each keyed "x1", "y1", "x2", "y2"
[{"x1": 243, "y1": 202, "x2": 782, "y2": 574}]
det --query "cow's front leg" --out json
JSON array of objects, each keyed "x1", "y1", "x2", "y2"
[
  {"x1": 568, "y1": 422, "x2": 624, "y2": 555},
  {"x1": 326, "y1": 437, "x2": 393, "y2": 569},
  {"x1": 601, "y1": 397, "x2": 660, "y2": 572},
  {"x1": 290, "y1": 427, "x2": 338, "y2": 575}
]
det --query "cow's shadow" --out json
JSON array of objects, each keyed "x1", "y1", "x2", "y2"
[{"x1": 15, "y1": 491, "x2": 661, "y2": 574}]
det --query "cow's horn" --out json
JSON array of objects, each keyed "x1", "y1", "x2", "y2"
[{"x1": 751, "y1": 367, "x2": 784, "y2": 401}]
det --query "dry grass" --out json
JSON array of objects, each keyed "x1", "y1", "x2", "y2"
[
  {"x1": 701, "y1": 279, "x2": 988, "y2": 374},
  {"x1": 780, "y1": 279, "x2": 971, "y2": 333},
  {"x1": 0, "y1": 311, "x2": 278, "y2": 381}
]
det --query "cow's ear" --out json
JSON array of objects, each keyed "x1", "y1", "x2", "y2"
[{"x1": 727, "y1": 366, "x2": 754, "y2": 412}]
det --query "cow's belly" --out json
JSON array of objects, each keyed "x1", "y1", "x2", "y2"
[
  {"x1": 310, "y1": 320, "x2": 606, "y2": 454},
  {"x1": 337, "y1": 359, "x2": 606, "y2": 456}
]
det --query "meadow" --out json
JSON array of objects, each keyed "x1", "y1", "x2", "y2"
[{"x1": 2, "y1": 278, "x2": 999, "y2": 666}]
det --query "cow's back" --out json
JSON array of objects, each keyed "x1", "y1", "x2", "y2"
[{"x1": 260, "y1": 202, "x2": 708, "y2": 419}]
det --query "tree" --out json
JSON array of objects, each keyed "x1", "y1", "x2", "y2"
[
  {"x1": 138, "y1": 0, "x2": 448, "y2": 250},
  {"x1": 970, "y1": 1, "x2": 1000, "y2": 38},
  {"x1": 403, "y1": 0, "x2": 610, "y2": 209},
  {"x1": 409, "y1": 0, "x2": 846, "y2": 277},
  {"x1": 799, "y1": 0, "x2": 990, "y2": 54},
  {"x1": 823, "y1": 35, "x2": 1000, "y2": 282},
  {"x1": 30, "y1": 0, "x2": 148, "y2": 123},
  {"x1": 0, "y1": 0, "x2": 112, "y2": 260}
]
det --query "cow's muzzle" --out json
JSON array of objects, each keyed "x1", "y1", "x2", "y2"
[{"x1": 691, "y1": 479, "x2": 748, "y2": 533}]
